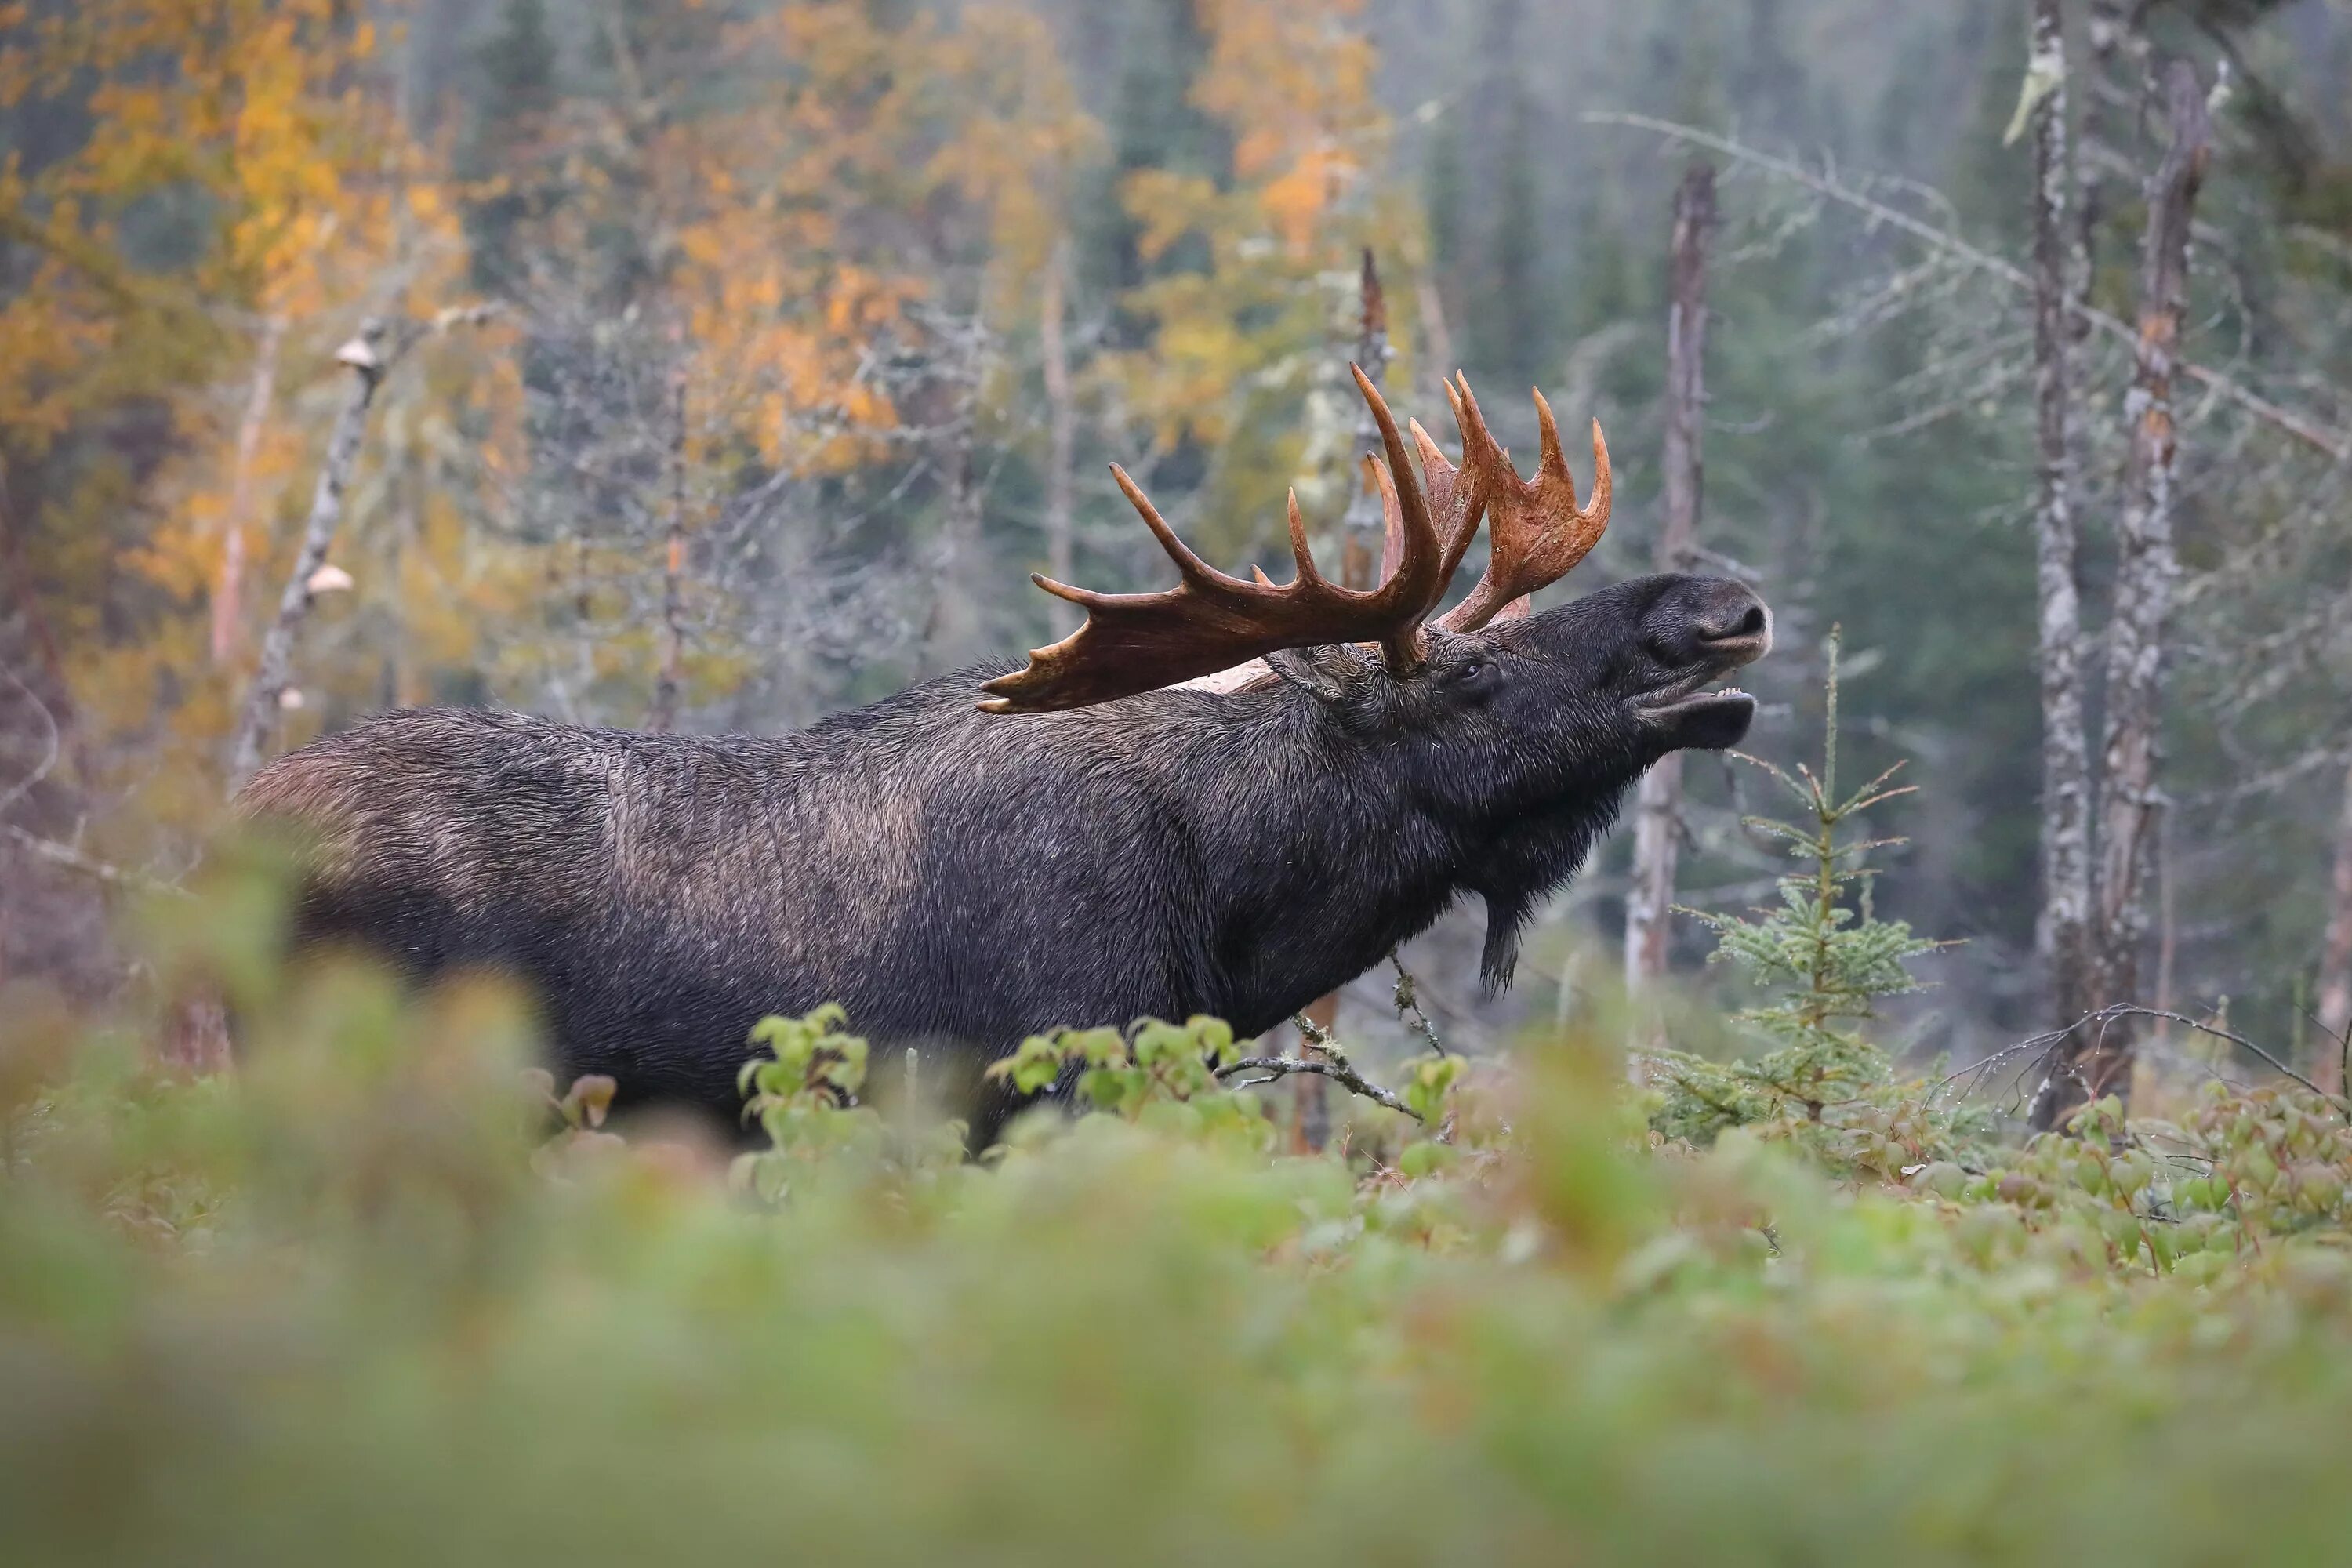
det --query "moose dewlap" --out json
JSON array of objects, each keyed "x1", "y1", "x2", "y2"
[{"x1": 241, "y1": 368, "x2": 1770, "y2": 1146}]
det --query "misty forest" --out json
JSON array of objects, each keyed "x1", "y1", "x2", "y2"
[{"x1": 9, "y1": 0, "x2": 2352, "y2": 1561}]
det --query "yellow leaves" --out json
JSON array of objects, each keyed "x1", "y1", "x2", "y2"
[
  {"x1": 1107, "y1": 0, "x2": 1411, "y2": 564},
  {"x1": 1124, "y1": 170, "x2": 1221, "y2": 266}
]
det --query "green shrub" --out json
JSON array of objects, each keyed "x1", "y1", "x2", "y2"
[{"x1": 5, "y1": 793, "x2": 2352, "y2": 1564}]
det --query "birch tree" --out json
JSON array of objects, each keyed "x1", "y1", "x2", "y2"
[
  {"x1": 2035, "y1": 60, "x2": 2211, "y2": 1127},
  {"x1": 2024, "y1": 0, "x2": 2096, "y2": 1034}
]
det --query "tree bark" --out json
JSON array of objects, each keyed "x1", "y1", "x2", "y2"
[
  {"x1": 1624, "y1": 158, "x2": 1715, "y2": 1004},
  {"x1": 226, "y1": 319, "x2": 394, "y2": 794},
  {"x1": 2313, "y1": 755, "x2": 2352, "y2": 1098},
  {"x1": 1040, "y1": 240, "x2": 1077, "y2": 634},
  {"x1": 2027, "y1": 0, "x2": 2096, "y2": 1040},
  {"x1": 1295, "y1": 250, "x2": 1394, "y2": 1152},
  {"x1": 649, "y1": 360, "x2": 688, "y2": 734},
  {"x1": 2042, "y1": 60, "x2": 2208, "y2": 1127},
  {"x1": 1337, "y1": 249, "x2": 1392, "y2": 590}
]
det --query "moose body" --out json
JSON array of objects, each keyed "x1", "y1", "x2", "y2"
[{"x1": 242, "y1": 370, "x2": 1769, "y2": 1142}]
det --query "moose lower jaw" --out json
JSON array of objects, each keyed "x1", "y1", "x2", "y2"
[{"x1": 1639, "y1": 686, "x2": 1758, "y2": 750}]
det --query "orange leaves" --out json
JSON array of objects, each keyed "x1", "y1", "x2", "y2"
[
  {"x1": 630, "y1": 3, "x2": 1099, "y2": 470},
  {"x1": 1102, "y1": 0, "x2": 1416, "y2": 564},
  {"x1": 1192, "y1": 0, "x2": 1381, "y2": 259},
  {"x1": 0, "y1": 0, "x2": 496, "y2": 818},
  {"x1": 1125, "y1": 170, "x2": 1222, "y2": 267},
  {"x1": 1260, "y1": 144, "x2": 1365, "y2": 259},
  {"x1": 924, "y1": 5, "x2": 1103, "y2": 307}
]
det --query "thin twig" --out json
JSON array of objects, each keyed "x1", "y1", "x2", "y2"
[
  {"x1": 1217, "y1": 1054, "x2": 1420, "y2": 1121},
  {"x1": 1225, "y1": 1012, "x2": 1423, "y2": 1120},
  {"x1": 0, "y1": 662, "x2": 60, "y2": 817},
  {"x1": 1951, "y1": 1001, "x2": 2350, "y2": 1118},
  {"x1": 1581, "y1": 111, "x2": 2352, "y2": 463},
  {"x1": 1388, "y1": 950, "x2": 1448, "y2": 1056},
  {"x1": 2, "y1": 821, "x2": 186, "y2": 896}
]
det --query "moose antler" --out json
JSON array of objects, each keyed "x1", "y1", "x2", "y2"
[
  {"x1": 1421, "y1": 374, "x2": 1613, "y2": 633},
  {"x1": 978, "y1": 365, "x2": 1491, "y2": 714}
]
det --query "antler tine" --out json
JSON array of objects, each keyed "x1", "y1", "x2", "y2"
[
  {"x1": 1109, "y1": 463, "x2": 1239, "y2": 590},
  {"x1": 1432, "y1": 379, "x2": 1612, "y2": 635},
  {"x1": 1373, "y1": 452, "x2": 1406, "y2": 585},
  {"x1": 1348, "y1": 365, "x2": 1437, "y2": 591},
  {"x1": 1532, "y1": 387, "x2": 1571, "y2": 488},
  {"x1": 978, "y1": 368, "x2": 1472, "y2": 713},
  {"x1": 1285, "y1": 488, "x2": 1333, "y2": 590}
]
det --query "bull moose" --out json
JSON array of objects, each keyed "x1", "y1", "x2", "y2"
[{"x1": 241, "y1": 368, "x2": 1770, "y2": 1144}]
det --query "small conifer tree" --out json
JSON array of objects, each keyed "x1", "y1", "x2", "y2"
[{"x1": 1646, "y1": 630, "x2": 1954, "y2": 1167}]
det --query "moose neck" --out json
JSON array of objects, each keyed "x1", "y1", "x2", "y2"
[{"x1": 1127, "y1": 683, "x2": 1602, "y2": 1036}]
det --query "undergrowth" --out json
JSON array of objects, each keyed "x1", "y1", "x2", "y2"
[{"x1": 5, "y1": 655, "x2": 2352, "y2": 1564}]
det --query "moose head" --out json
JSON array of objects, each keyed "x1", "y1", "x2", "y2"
[{"x1": 972, "y1": 365, "x2": 1769, "y2": 985}]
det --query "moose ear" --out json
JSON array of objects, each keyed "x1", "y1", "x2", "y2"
[{"x1": 1264, "y1": 645, "x2": 1363, "y2": 703}]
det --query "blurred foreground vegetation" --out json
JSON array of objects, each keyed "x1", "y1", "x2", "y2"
[{"x1": 7, "y1": 860, "x2": 2352, "y2": 1566}]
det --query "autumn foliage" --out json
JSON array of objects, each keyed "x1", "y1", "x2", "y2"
[{"x1": 1, "y1": 0, "x2": 1398, "y2": 891}]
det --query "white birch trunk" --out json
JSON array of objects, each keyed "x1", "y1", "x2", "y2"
[
  {"x1": 2027, "y1": 0, "x2": 2095, "y2": 1036},
  {"x1": 226, "y1": 320, "x2": 394, "y2": 793}
]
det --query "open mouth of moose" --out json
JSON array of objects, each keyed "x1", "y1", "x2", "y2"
[
  {"x1": 1635, "y1": 610, "x2": 1773, "y2": 727},
  {"x1": 1638, "y1": 679, "x2": 1755, "y2": 725}
]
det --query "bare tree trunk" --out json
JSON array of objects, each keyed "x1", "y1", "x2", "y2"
[
  {"x1": 1625, "y1": 158, "x2": 1715, "y2": 1012},
  {"x1": 210, "y1": 315, "x2": 285, "y2": 666},
  {"x1": 649, "y1": 361, "x2": 688, "y2": 734},
  {"x1": 1294, "y1": 251, "x2": 1393, "y2": 1152},
  {"x1": 1040, "y1": 241, "x2": 1077, "y2": 634},
  {"x1": 2313, "y1": 756, "x2": 2352, "y2": 1098},
  {"x1": 1337, "y1": 249, "x2": 1392, "y2": 589},
  {"x1": 2073, "y1": 60, "x2": 2208, "y2": 1120},
  {"x1": 2027, "y1": 0, "x2": 2096, "y2": 1041},
  {"x1": 226, "y1": 320, "x2": 394, "y2": 794},
  {"x1": 919, "y1": 433, "x2": 987, "y2": 670}
]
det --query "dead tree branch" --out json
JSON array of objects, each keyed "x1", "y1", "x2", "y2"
[
  {"x1": 649, "y1": 352, "x2": 689, "y2": 734},
  {"x1": 1215, "y1": 1011, "x2": 1421, "y2": 1120},
  {"x1": 224, "y1": 307, "x2": 495, "y2": 793},
  {"x1": 1040, "y1": 239, "x2": 1078, "y2": 635},
  {"x1": 2072, "y1": 60, "x2": 2211, "y2": 1123},
  {"x1": 1581, "y1": 110, "x2": 2351, "y2": 463}
]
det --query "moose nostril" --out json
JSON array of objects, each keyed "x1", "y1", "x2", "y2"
[{"x1": 1708, "y1": 604, "x2": 1766, "y2": 641}]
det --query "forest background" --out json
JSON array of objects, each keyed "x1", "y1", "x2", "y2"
[{"x1": 7, "y1": 0, "x2": 2352, "y2": 1091}]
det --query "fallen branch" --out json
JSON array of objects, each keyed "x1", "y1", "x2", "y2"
[
  {"x1": 1949, "y1": 1002, "x2": 2350, "y2": 1120},
  {"x1": 1218, "y1": 1056, "x2": 1420, "y2": 1120},
  {"x1": 1582, "y1": 111, "x2": 2352, "y2": 464},
  {"x1": 1214, "y1": 1012, "x2": 1421, "y2": 1120}
]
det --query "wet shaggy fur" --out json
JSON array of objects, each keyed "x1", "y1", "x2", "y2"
[{"x1": 241, "y1": 572, "x2": 1767, "y2": 1143}]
